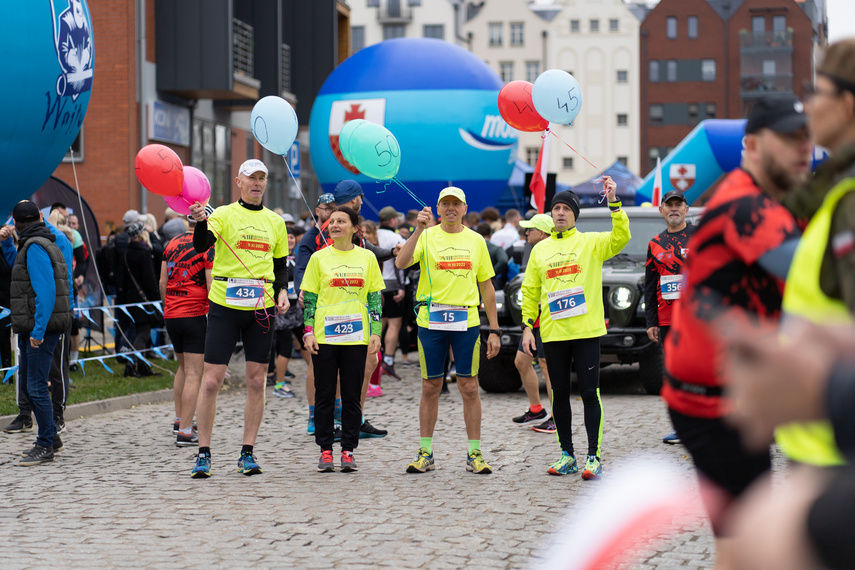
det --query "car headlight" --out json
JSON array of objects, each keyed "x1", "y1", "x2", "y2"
[
  {"x1": 610, "y1": 286, "x2": 633, "y2": 310},
  {"x1": 514, "y1": 288, "x2": 523, "y2": 309}
]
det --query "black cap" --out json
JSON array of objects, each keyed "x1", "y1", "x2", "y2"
[
  {"x1": 12, "y1": 201, "x2": 40, "y2": 223},
  {"x1": 551, "y1": 190, "x2": 581, "y2": 221},
  {"x1": 745, "y1": 94, "x2": 807, "y2": 135},
  {"x1": 661, "y1": 190, "x2": 687, "y2": 204}
]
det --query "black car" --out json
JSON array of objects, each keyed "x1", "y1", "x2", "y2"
[{"x1": 478, "y1": 206, "x2": 702, "y2": 395}]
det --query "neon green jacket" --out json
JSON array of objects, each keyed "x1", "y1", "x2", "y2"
[{"x1": 521, "y1": 210, "x2": 630, "y2": 342}]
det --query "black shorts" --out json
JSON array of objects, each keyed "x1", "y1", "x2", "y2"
[
  {"x1": 70, "y1": 316, "x2": 80, "y2": 336},
  {"x1": 517, "y1": 327, "x2": 545, "y2": 359},
  {"x1": 669, "y1": 408, "x2": 771, "y2": 536},
  {"x1": 274, "y1": 325, "x2": 305, "y2": 357},
  {"x1": 205, "y1": 302, "x2": 276, "y2": 365},
  {"x1": 382, "y1": 290, "x2": 405, "y2": 319},
  {"x1": 166, "y1": 315, "x2": 207, "y2": 354}
]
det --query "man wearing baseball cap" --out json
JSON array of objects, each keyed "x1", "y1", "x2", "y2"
[
  {"x1": 661, "y1": 94, "x2": 809, "y2": 564},
  {"x1": 188, "y1": 158, "x2": 290, "y2": 478},
  {"x1": 521, "y1": 179, "x2": 629, "y2": 481},
  {"x1": 396, "y1": 186, "x2": 501, "y2": 474}
]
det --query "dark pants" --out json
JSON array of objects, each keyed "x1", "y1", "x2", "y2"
[
  {"x1": 543, "y1": 337, "x2": 603, "y2": 457},
  {"x1": 18, "y1": 332, "x2": 60, "y2": 448},
  {"x1": 312, "y1": 343, "x2": 367, "y2": 452},
  {"x1": 0, "y1": 315, "x2": 11, "y2": 368},
  {"x1": 18, "y1": 326, "x2": 70, "y2": 421}
]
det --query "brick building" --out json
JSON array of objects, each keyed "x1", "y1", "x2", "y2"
[{"x1": 640, "y1": 0, "x2": 825, "y2": 176}]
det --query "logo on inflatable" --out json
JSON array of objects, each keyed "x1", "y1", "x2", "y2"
[
  {"x1": 669, "y1": 164, "x2": 696, "y2": 192},
  {"x1": 329, "y1": 99, "x2": 386, "y2": 174},
  {"x1": 52, "y1": 0, "x2": 94, "y2": 101}
]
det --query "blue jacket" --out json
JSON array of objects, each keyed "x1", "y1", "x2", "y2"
[{"x1": 2, "y1": 222, "x2": 74, "y2": 311}]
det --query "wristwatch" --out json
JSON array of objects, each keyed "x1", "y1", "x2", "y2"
[{"x1": 488, "y1": 329, "x2": 502, "y2": 337}]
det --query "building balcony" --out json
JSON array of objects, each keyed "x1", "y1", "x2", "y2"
[
  {"x1": 740, "y1": 73, "x2": 794, "y2": 99},
  {"x1": 739, "y1": 29, "x2": 794, "y2": 53},
  {"x1": 377, "y1": 0, "x2": 412, "y2": 24}
]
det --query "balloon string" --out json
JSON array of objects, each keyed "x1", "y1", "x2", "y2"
[
  {"x1": 385, "y1": 178, "x2": 433, "y2": 317},
  {"x1": 391, "y1": 178, "x2": 429, "y2": 210},
  {"x1": 547, "y1": 130, "x2": 610, "y2": 203}
]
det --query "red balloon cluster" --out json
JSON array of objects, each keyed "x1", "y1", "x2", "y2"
[
  {"x1": 134, "y1": 144, "x2": 184, "y2": 197},
  {"x1": 497, "y1": 81, "x2": 549, "y2": 132}
]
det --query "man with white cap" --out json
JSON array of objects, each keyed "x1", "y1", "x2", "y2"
[
  {"x1": 188, "y1": 159, "x2": 290, "y2": 478},
  {"x1": 395, "y1": 187, "x2": 501, "y2": 474}
]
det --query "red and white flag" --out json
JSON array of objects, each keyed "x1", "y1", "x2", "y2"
[
  {"x1": 652, "y1": 156, "x2": 662, "y2": 206},
  {"x1": 530, "y1": 126, "x2": 551, "y2": 213}
]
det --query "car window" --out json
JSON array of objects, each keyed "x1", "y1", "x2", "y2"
[{"x1": 575, "y1": 217, "x2": 666, "y2": 257}]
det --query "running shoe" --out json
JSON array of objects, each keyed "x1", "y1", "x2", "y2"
[
  {"x1": 318, "y1": 449, "x2": 335, "y2": 472},
  {"x1": 359, "y1": 420, "x2": 388, "y2": 439},
  {"x1": 512, "y1": 407, "x2": 548, "y2": 425},
  {"x1": 21, "y1": 436, "x2": 64, "y2": 457},
  {"x1": 54, "y1": 418, "x2": 67, "y2": 434},
  {"x1": 334, "y1": 424, "x2": 342, "y2": 443},
  {"x1": 406, "y1": 447, "x2": 435, "y2": 473},
  {"x1": 176, "y1": 431, "x2": 199, "y2": 447},
  {"x1": 662, "y1": 432, "x2": 681, "y2": 445},
  {"x1": 266, "y1": 373, "x2": 276, "y2": 386},
  {"x1": 285, "y1": 370, "x2": 295, "y2": 379},
  {"x1": 307, "y1": 414, "x2": 315, "y2": 435},
  {"x1": 381, "y1": 360, "x2": 402, "y2": 380},
  {"x1": 237, "y1": 452, "x2": 263, "y2": 476},
  {"x1": 366, "y1": 384, "x2": 383, "y2": 398},
  {"x1": 18, "y1": 444, "x2": 54, "y2": 467},
  {"x1": 273, "y1": 383, "x2": 294, "y2": 398},
  {"x1": 532, "y1": 417, "x2": 556, "y2": 433},
  {"x1": 172, "y1": 420, "x2": 180, "y2": 434},
  {"x1": 466, "y1": 449, "x2": 492, "y2": 474},
  {"x1": 191, "y1": 453, "x2": 211, "y2": 478},
  {"x1": 547, "y1": 451, "x2": 578, "y2": 475},
  {"x1": 447, "y1": 364, "x2": 457, "y2": 382},
  {"x1": 4, "y1": 415, "x2": 33, "y2": 433},
  {"x1": 582, "y1": 455, "x2": 602, "y2": 480},
  {"x1": 340, "y1": 451, "x2": 358, "y2": 472}
]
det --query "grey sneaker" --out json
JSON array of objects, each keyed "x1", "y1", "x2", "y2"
[
  {"x1": 175, "y1": 431, "x2": 199, "y2": 447},
  {"x1": 4, "y1": 415, "x2": 33, "y2": 433},
  {"x1": 21, "y1": 436, "x2": 64, "y2": 457},
  {"x1": 19, "y1": 444, "x2": 54, "y2": 466}
]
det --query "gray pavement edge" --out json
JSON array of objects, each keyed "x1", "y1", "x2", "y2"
[{"x1": 0, "y1": 388, "x2": 173, "y2": 425}]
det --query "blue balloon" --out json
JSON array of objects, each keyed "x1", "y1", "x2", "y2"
[
  {"x1": 251, "y1": 96, "x2": 298, "y2": 155},
  {"x1": 532, "y1": 70, "x2": 583, "y2": 125},
  {"x1": 0, "y1": 1, "x2": 95, "y2": 218},
  {"x1": 348, "y1": 122, "x2": 401, "y2": 180}
]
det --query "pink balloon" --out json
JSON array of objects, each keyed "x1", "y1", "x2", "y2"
[{"x1": 164, "y1": 166, "x2": 211, "y2": 215}]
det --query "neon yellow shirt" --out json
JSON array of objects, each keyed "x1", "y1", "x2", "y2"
[
  {"x1": 411, "y1": 225, "x2": 495, "y2": 328},
  {"x1": 301, "y1": 245, "x2": 385, "y2": 345},
  {"x1": 207, "y1": 202, "x2": 289, "y2": 309},
  {"x1": 521, "y1": 210, "x2": 630, "y2": 342}
]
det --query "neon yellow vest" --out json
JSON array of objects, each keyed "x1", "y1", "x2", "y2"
[{"x1": 776, "y1": 178, "x2": 855, "y2": 466}]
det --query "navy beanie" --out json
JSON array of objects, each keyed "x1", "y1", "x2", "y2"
[
  {"x1": 551, "y1": 190, "x2": 581, "y2": 220},
  {"x1": 334, "y1": 180, "x2": 363, "y2": 205}
]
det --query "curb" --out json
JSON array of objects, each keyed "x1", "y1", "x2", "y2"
[{"x1": 0, "y1": 389, "x2": 175, "y2": 426}]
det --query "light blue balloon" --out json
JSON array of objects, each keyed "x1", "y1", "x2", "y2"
[
  {"x1": 338, "y1": 119, "x2": 368, "y2": 165},
  {"x1": 532, "y1": 70, "x2": 583, "y2": 125},
  {"x1": 251, "y1": 96, "x2": 298, "y2": 155},
  {"x1": 349, "y1": 122, "x2": 401, "y2": 180}
]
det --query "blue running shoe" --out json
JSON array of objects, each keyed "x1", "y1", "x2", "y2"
[
  {"x1": 547, "y1": 451, "x2": 578, "y2": 475},
  {"x1": 237, "y1": 452, "x2": 262, "y2": 476},
  {"x1": 307, "y1": 414, "x2": 315, "y2": 435},
  {"x1": 662, "y1": 432, "x2": 681, "y2": 445},
  {"x1": 191, "y1": 453, "x2": 211, "y2": 478}
]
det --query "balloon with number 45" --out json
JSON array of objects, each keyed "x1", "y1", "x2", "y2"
[{"x1": 532, "y1": 70, "x2": 583, "y2": 125}]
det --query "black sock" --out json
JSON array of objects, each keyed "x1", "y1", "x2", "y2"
[
  {"x1": 199, "y1": 447, "x2": 211, "y2": 456},
  {"x1": 241, "y1": 444, "x2": 253, "y2": 455}
]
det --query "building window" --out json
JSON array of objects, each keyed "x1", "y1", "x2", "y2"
[
  {"x1": 666, "y1": 17, "x2": 677, "y2": 39},
  {"x1": 570, "y1": 19, "x2": 580, "y2": 33},
  {"x1": 367, "y1": 0, "x2": 379, "y2": 6},
  {"x1": 688, "y1": 103, "x2": 698, "y2": 124},
  {"x1": 352, "y1": 26, "x2": 365, "y2": 52},
  {"x1": 617, "y1": 70, "x2": 628, "y2": 83},
  {"x1": 500, "y1": 61, "x2": 514, "y2": 82},
  {"x1": 609, "y1": 19, "x2": 619, "y2": 32},
  {"x1": 666, "y1": 60, "x2": 677, "y2": 82},
  {"x1": 408, "y1": 0, "x2": 421, "y2": 5},
  {"x1": 649, "y1": 61, "x2": 660, "y2": 82},
  {"x1": 526, "y1": 61, "x2": 541, "y2": 83},
  {"x1": 423, "y1": 24, "x2": 444, "y2": 40},
  {"x1": 510, "y1": 22, "x2": 524, "y2": 46},
  {"x1": 762, "y1": 59, "x2": 776, "y2": 75},
  {"x1": 526, "y1": 147, "x2": 540, "y2": 168},
  {"x1": 649, "y1": 147, "x2": 661, "y2": 171},
  {"x1": 772, "y1": 16, "x2": 786, "y2": 32},
  {"x1": 617, "y1": 156, "x2": 628, "y2": 166},
  {"x1": 701, "y1": 59, "x2": 716, "y2": 81},
  {"x1": 752, "y1": 16, "x2": 765, "y2": 34},
  {"x1": 650, "y1": 104, "x2": 663, "y2": 125},
  {"x1": 563, "y1": 157, "x2": 574, "y2": 169},
  {"x1": 688, "y1": 16, "x2": 698, "y2": 39},
  {"x1": 617, "y1": 114, "x2": 628, "y2": 126},
  {"x1": 590, "y1": 19, "x2": 599, "y2": 33},
  {"x1": 489, "y1": 23, "x2": 502, "y2": 46},
  {"x1": 383, "y1": 24, "x2": 406, "y2": 40},
  {"x1": 192, "y1": 119, "x2": 232, "y2": 207},
  {"x1": 63, "y1": 128, "x2": 84, "y2": 163},
  {"x1": 706, "y1": 103, "x2": 717, "y2": 118}
]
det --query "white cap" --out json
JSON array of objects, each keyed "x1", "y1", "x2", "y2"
[
  {"x1": 281, "y1": 213, "x2": 294, "y2": 223},
  {"x1": 123, "y1": 209, "x2": 140, "y2": 224},
  {"x1": 239, "y1": 159, "x2": 268, "y2": 177}
]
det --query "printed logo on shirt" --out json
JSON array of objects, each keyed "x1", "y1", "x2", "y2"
[
  {"x1": 235, "y1": 225, "x2": 271, "y2": 259},
  {"x1": 433, "y1": 246, "x2": 473, "y2": 277},
  {"x1": 544, "y1": 252, "x2": 583, "y2": 283},
  {"x1": 328, "y1": 264, "x2": 365, "y2": 293}
]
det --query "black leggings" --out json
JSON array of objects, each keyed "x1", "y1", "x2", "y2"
[
  {"x1": 312, "y1": 343, "x2": 367, "y2": 452},
  {"x1": 543, "y1": 337, "x2": 603, "y2": 457}
]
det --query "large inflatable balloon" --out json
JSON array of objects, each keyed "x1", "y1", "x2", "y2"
[
  {"x1": 309, "y1": 38, "x2": 517, "y2": 216},
  {"x1": 532, "y1": 70, "x2": 583, "y2": 125},
  {"x1": 251, "y1": 96, "x2": 298, "y2": 156},
  {"x1": 498, "y1": 81, "x2": 549, "y2": 132},
  {"x1": 0, "y1": 1, "x2": 95, "y2": 218}
]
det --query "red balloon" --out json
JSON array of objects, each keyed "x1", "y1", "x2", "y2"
[
  {"x1": 134, "y1": 144, "x2": 184, "y2": 197},
  {"x1": 497, "y1": 81, "x2": 549, "y2": 132}
]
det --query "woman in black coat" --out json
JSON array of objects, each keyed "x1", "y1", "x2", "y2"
[{"x1": 117, "y1": 221, "x2": 161, "y2": 377}]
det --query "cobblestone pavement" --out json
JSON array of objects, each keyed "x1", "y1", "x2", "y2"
[{"x1": 0, "y1": 357, "x2": 718, "y2": 569}]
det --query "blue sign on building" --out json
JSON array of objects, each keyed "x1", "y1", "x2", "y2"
[
  {"x1": 289, "y1": 141, "x2": 301, "y2": 178},
  {"x1": 149, "y1": 100, "x2": 190, "y2": 147}
]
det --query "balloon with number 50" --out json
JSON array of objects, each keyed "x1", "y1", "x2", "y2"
[
  {"x1": 348, "y1": 122, "x2": 401, "y2": 180},
  {"x1": 532, "y1": 70, "x2": 583, "y2": 125},
  {"x1": 134, "y1": 144, "x2": 184, "y2": 197}
]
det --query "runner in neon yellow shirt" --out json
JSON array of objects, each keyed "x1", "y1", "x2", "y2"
[
  {"x1": 395, "y1": 187, "x2": 501, "y2": 475},
  {"x1": 187, "y1": 159, "x2": 290, "y2": 478},
  {"x1": 302, "y1": 206, "x2": 384, "y2": 472},
  {"x1": 521, "y1": 178, "x2": 630, "y2": 480}
]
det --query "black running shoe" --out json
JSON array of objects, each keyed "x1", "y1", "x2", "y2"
[
  {"x1": 512, "y1": 407, "x2": 548, "y2": 425},
  {"x1": 359, "y1": 420, "x2": 388, "y2": 439},
  {"x1": 21, "y1": 436, "x2": 64, "y2": 457},
  {"x1": 3, "y1": 415, "x2": 33, "y2": 434},
  {"x1": 19, "y1": 444, "x2": 54, "y2": 466}
]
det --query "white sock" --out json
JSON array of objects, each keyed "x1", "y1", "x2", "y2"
[
  {"x1": 179, "y1": 427, "x2": 192, "y2": 435},
  {"x1": 383, "y1": 355, "x2": 394, "y2": 366}
]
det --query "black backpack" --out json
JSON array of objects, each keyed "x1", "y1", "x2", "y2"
[{"x1": 95, "y1": 234, "x2": 120, "y2": 288}]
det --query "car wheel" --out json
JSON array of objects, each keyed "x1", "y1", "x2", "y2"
[
  {"x1": 477, "y1": 343, "x2": 521, "y2": 393},
  {"x1": 639, "y1": 344, "x2": 664, "y2": 395}
]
